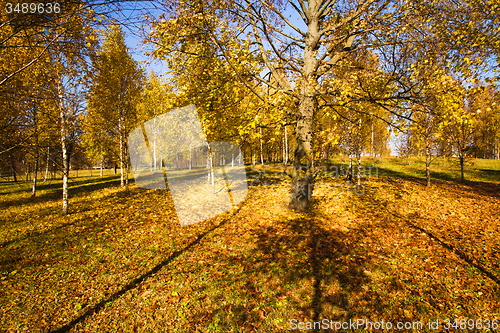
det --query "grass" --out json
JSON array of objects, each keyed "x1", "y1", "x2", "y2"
[{"x1": 0, "y1": 158, "x2": 499, "y2": 332}]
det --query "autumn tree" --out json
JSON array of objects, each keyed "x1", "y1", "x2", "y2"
[
  {"x1": 87, "y1": 25, "x2": 143, "y2": 193},
  {"x1": 470, "y1": 85, "x2": 500, "y2": 159},
  {"x1": 148, "y1": 0, "x2": 431, "y2": 211},
  {"x1": 438, "y1": 81, "x2": 479, "y2": 182}
]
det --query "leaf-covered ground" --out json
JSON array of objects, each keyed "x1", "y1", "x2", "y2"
[{"x1": 1, "y1": 159, "x2": 499, "y2": 332}]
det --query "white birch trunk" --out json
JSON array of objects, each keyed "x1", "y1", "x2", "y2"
[
  {"x1": 189, "y1": 145, "x2": 192, "y2": 170},
  {"x1": 100, "y1": 156, "x2": 104, "y2": 177},
  {"x1": 259, "y1": 127, "x2": 264, "y2": 168},
  {"x1": 43, "y1": 146, "x2": 50, "y2": 182},
  {"x1": 119, "y1": 115, "x2": 124, "y2": 187},
  {"x1": 370, "y1": 122, "x2": 374, "y2": 157},
  {"x1": 59, "y1": 89, "x2": 69, "y2": 215},
  {"x1": 284, "y1": 123, "x2": 288, "y2": 166},
  {"x1": 357, "y1": 151, "x2": 361, "y2": 187}
]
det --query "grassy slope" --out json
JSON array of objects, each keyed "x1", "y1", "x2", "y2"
[{"x1": 0, "y1": 158, "x2": 499, "y2": 332}]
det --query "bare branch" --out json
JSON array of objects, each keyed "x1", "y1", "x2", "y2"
[
  {"x1": 296, "y1": 0, "x2": 311, "y2": 23},
  {"x1": 244, "y1": 0, "x2": 293, "y2": 93},
  {"x1": 318, "y1": 0, "x2": 373, "y2": 36},
  {"x1": 0, "y1": 31, "x2": 63, "y2": 88},
  {"x1": 264, "y1": 0, "x2": 306, "y2": 37}
]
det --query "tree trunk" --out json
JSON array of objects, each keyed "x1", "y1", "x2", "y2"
[
  {"x1": 288, "y1": 101, "x2": 315, "y2": 212},
  {"x1": 370, "y1": 122, "x2": 374, "y2": 157},
  {"x1": 119, "y1": 116, "x2": 124, "y2": 187},
  {"x1": 287, "y1": 9, "x2": 322, "y2": 211},
  {"x1": 460, "y1": 154, "x2": 465, "y2": 182},
  {"x1": 31, "y1": 158, "x2": 39, "y2": 197},
  {"x1": 100, "y1": 156, "x2": 103, "y2": 177},
  {"x1": 31, "y1": 127, "x2": 39, "y2": 197},
  {"x1": 207, "y1": 143, "x2": 215, "y2": 194},
  {"x1": 357, "y1": 151, "x2": 361, "y2": 187},
  {"x1": 125, "y1": 143, "x2": 129, "y2": 193},
  {"x1": 426, "y1": 145, "x2": 431, "y2": 187},
  {"x1": 349, "y1": 152, "x2": 353, "y2": 180},
  {"x1": 425, "y1": 109, "x2": 432, "y2": 187},
  {"x1": 207, "y1": 155, "x2": 211, "y2": 184},
  {"x1": 153, "y1": 134, "x2": 157, "y2": 172},
  {"x1": 259, "y1": 127, "x2": 264, "y2": 168},
  {"x1": 11, "y1": 157, "x2": 17, "y2": 182},
  {"x1": 60, "y1": 99, "x2": 69, "y2": 215},
  {"x1": 43, "y1": 146, "x2": 50, "y2": 182},
  {"x1": 283, "y1": 122, "x2": 288, "y2": 166}
]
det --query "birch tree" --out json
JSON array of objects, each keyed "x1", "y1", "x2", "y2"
[{"x1": 87, "y1": 25, "x2": 144, "y2": 193}]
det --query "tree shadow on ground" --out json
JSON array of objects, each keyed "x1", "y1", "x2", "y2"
[
  {"x1": 0, "y1": 182, "x2": 153, "y2": 250},
  {"x1": 183, "y1": 196, "x2": 376, "y2": 332},
  {"x1": 47, "y1": 207, "x2": 239, "y2": 333},
  {"x1": 0, "y1": 175, "x2": 122, "y2": 210},
  {"x1": 356, "y1": 180, "x2": 500, "y2": 286}
]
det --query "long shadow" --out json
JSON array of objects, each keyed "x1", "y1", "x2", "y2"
[
  {"x1": 0, "y1": 175, "x2": 122, "y2": 210},
  {"x1": 187, "y1": 196, "x2": 372, "y2": 332},
  {"x1": 361, "y1": 183, "x2": 500, "y2": 287},
  {"x1": 478, "y1": 169, "x2": 500, "y2": 176},
  {"x1": 372, "y1": 165, "x2": 500, "y2": 200},
  {"x1": 49, "y1": 205, "x2": 242, "y2": 333},
  {"x1": 437, "y1": 179, "x2": 500, "y2": 200},
  {"x1": 372, "y1": 165, "x2": 426, "y2": 184},
  {"x1": 0, "y1": 184, "x2": 153, "y2": 250},
  {"x1": 405, "y1": 212, "x2": 500, "y2": 285}
]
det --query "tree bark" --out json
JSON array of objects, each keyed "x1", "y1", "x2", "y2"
[
  {"x1": 460, "y1": 154, "x2": 465, "y2": 182},
  {"x1": 259, "y1": 127, "x2": 264, "y2": 168},
  {"x1": 289, "y1": 102, "x2": 315, "y2": 212},
  {"x1": 370, "y1": 122, "x2": 374, "y2": 157},
  {"x1": 426, "y1": 145, "x2": 431, "y2": 187},
  {"x1": 153, "y1": 134, "x2": 157, "y2": 172},
  {"x1": 207, "y1": 143, "x2": 215, "y2": 194},
  {"x1": 189, "y1": 145, "x2": 192, "y2": 170},
  {"x1": 357, "y1": 151, "x2": 361, "y2": 187},
  {"x1": 43, "y1": 146, "x2": 50, "y2": 182},
  {"x1": 288, "y1": 3, "x2": 319, "y2": 212},
  {"x1": 349, "y1": 152, "x2": 353, "y2": 180},
  {"x1": 283, "y1": 122, "x2": 288, "y2": 166},
  {"x1": 425, "y1": 109, "x2": 432, "y2": 187},
  {"x1": 119, "y1": 115, "x2": 125, "y2": 187},
  {"x1": 60, "y1": 98, "x2": 69, "y2": 215},
  {"x1": 31, "y1": 116, "x2": 39, "y2": 197},
  {"x1": 11, "y1": 156, "x2": 17, "y2": 182},
  {"x1": 100, "y1": 156, "x2": 103, "y2": 177},
  {"x1": 125, "y1": 142, "x2": 129, "y2": 193}
]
